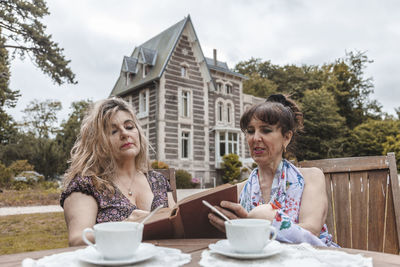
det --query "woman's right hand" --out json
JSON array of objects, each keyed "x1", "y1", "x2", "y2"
[
  {"x1": 208, "y1": 201, "x2": 248, "y2": 233},
  {"x1": 126, "y1": 209, "x2": 149, "y2": 222}
]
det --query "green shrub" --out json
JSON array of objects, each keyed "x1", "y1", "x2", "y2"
[
  {"x1": 176, "y1": 169, "x2": 193, "y2": 189},
  {"x1": 38, "y1": 181, "x2": 60, "y2": 190},
  {"x1": 9, "y1": 160, "x2": 35, "y2": 176},
  {"x1": 11, "y1": 181, "x2": 30, "y2": 191},
  {"x1": 151, "y1": 161, "x2": 169, "y2": 169},
  {"x1": 0, "y1": 162, "x2": 12, "y2": 188},
  {"x1": 221, "y1": 153, "x2": 242, "y2": 184}
]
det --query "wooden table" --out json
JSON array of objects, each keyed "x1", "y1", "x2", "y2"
[{"x1": 1, "y1": 239, "x2": 400, "y2": 267}]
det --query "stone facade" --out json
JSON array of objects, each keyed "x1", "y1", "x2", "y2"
[{"x1": 111, "y1": 16, "x2": 263, "y2": 187}]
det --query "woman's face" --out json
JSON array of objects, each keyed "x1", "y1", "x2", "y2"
[
  {"x1": 245, "y1": 117, "x2": 292, "y2": 167},
  {"x1": 108, "y1": 110, "x2": 141, "y2": 162}
]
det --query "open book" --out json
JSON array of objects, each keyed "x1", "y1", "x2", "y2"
[{"x1": 141, "y1": 184, "x2": 237, "y2": 240}]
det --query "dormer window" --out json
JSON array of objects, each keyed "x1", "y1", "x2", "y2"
[{"x1": 143, "y1": 65, "x2": 150, "y2": 78}]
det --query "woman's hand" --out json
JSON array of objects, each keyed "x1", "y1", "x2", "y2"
[
  {"x1": 126, "y1": 209, "x2": 150, "y2": 222},
  {"x1": 248, "y1": 203, "x2": 277, "y2": 221},
  {"x1": 208, "y1": 201, "x2": 248, "y2": 233}
]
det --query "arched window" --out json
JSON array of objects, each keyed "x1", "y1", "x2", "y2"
[
  {"x1": 227, "y1": 103, "x2": 232, "y2": 123},
  {"x1": 226, "y1": 84, "x2": 232, "y2": 94},
  {"x1": 217, "y1": 102, "x2": 223, "y2": 122},
  {"x1": 216, "y1": 83, "x2": 223, "y2": 92},
  {"x1": 181, "y1": 66, "x2": 187, "y2": 77}
]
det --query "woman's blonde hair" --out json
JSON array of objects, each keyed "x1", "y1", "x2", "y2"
[{"x1": 63, "y1": 97, "x2": 150, "y2": 191}]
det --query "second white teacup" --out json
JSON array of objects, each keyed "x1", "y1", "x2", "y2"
[
  {"x1": 225, "y1": 218, "x2": 277, "y2": 253},
  {"x1": 82, "y1": 221, "x2": 144, "y2": 260}
]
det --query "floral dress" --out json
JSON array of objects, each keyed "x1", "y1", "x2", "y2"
[
  {"x1": 60, "y1": 171, "x2": 171, "y2": 223},
  {"x1": 240, "y1": 160, "x2": 338, "y2": 247}
]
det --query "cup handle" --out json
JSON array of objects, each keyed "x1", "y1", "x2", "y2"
[
  {"x1": 269, "y1": 225, "x2": 277, "y2": 241},
  {"x1": 82, "y1": 228, "x2": 95, "y2": 247}
]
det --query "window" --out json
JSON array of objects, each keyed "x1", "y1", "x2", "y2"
[
  {"x1": 143, "y1": 65, "x2": 150, "y2": 77},
  {"x1": 227, "y1": 103, "x2": 232, "y2": 123},
  {"x1": 181, "y1": 90, "x2": 190, "y2": 117},
  {"x1": 217, "y1": 131, "x2": 239, "y2": 158},
  {"x1": 217, "y1": 102, "x2": 223, "y2": 122},
  {"x1": 138, "y1": 89, "x2": 149, "y2": 118},
  {"x1": 181, "y1": 66, "x2": 187, "y2": 77},
  {"x1": 217, "y1": 83, "x2": 223, "y2": 92},
  {"x1": 226, "y1": 84, "x2": 232, "y2": 94},
  {"x1": 219, "y1": 132, "x2": 226, "y2": 157},
  {"x1": 227, "y1": 132, "x2": 238, "y2": 154},
  {"x1": 181, "y1": 132, "x2": 190, "y2": 159}
]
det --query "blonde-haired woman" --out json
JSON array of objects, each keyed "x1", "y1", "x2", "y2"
[{"x1": 60, "y1": 98, "x2": 175, "y2": 246}]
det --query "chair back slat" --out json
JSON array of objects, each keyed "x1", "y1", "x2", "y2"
[
  {"x1": 154, "y1": 168, "x2": 177, "y2": 203},
  {"x1": 324, "y1": 173, "x2": 336, "y2": 242},
  {"x1": 332, "y1": 172, "x2": 352, "y2": 248},
  {"x1": 349, "y1": 171, "x2": 369, "y2": 250},
  {"x1": 299, "y1": 153, "x2": 400, "y2": 254},
  {"x1": 385, "y1": 180, "x2": 400, "y2": 254},
  {"x1": 368, "y1": 170, "x2": 387, "y2": 252}
]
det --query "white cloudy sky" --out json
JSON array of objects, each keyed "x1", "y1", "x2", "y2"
[{"x1": 7, "y1": 0, "x2": 400, "y2": 123}]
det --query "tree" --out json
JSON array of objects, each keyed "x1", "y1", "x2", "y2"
[
  {"x1": 235, "y1": 51, "x2": 382, "y2": 130},
  {"x1": 0, "y1": 27, "x2": 19, "y2": 144},
  {"x1": 296, "y1": 88, "x2": 348, "y2": 161},
  {"x1": 382, "y1": 134, "x2": 400, "y2": 172},
  {"x1": 56, "y1": 99, "x2": 91, "y2": 173},
  {"x1": 325, "y1": 51, "x2": 382, "y2": 128},
  {"x1": 22, "y1": 99, "x2": 62, "y2": 138},
  {"x1": 349, "y1": 119, "x2": 400, "y2": 157},
  {"x1": 221, "y1": 153, "x2": 242, "y2": 184},
  {"x1": 0, "y1": 0, "x2": 76, "y2": 85}
]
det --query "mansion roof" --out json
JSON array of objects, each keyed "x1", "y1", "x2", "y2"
[{"x1": 111, "y1": 15, "x2": 247, "y2": 97}]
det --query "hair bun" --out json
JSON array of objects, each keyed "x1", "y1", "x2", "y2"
[{"x1": 266, "y1": 94, "x2": 289, "y2": 106}]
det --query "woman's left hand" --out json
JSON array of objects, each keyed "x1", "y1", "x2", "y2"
[
  {"x1": 208, "y1": 201, "x2": 248, "y2": 233},
  {"x1": 248, "y1": 203, "x2": 277, "y2": 221}
]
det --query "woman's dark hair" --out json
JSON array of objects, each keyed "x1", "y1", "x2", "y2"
[{"x1": 240, "y1": 94, "x2": 303, "y2": 137}]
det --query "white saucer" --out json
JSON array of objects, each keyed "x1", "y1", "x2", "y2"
[
  {"x1": 209, "y1": 240, "x2": 282, "y2": 259},
  {"x1": 78, "y1": 243, "x2": 157, "y2": 266}
]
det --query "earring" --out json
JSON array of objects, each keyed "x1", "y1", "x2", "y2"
[{"x1": 282, "y1": 145, "x2": 287, "y2": 153}]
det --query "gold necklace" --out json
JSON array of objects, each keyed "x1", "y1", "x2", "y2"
[{"x1": 118, "y1": 178, "x2": 134, "y2": 196}]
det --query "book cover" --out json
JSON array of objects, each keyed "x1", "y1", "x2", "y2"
[{"x1": 142, "y1": 184, "x2": 237, "y2": 240}]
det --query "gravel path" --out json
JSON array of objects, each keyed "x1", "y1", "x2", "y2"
[
  {"x1": 0, "y1": 189, "x2": 207, "y2": 216},
  {"x1": 0, "y1": 205, "x2": 63, "y2": 216}
]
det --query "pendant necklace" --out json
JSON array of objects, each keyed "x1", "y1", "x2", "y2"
[{"x1": 118, "y1": 178, "x2": 134, "y2": 196}]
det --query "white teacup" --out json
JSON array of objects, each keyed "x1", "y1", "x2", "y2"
[
  {"x1": 82, "y1": 221, "x2": 144, "y2": 260},
  {"x1": 225, "y1": 218, "x2": 277, "y2": 253}
]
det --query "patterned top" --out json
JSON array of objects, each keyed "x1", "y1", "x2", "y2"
[
  {"x1": 240, "y1": 159, "x2": 338, "y2": 247},
  {"x1": 60, "y1": 171, "x2": 171, "y2": 223}
]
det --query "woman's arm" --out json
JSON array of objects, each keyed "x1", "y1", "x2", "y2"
[
  {"x1": 63, "y1": 192, "x2": 98, "y2": 246},
  {"x1": 297, "y1": 167, "x2": 328, "y2": 236}
]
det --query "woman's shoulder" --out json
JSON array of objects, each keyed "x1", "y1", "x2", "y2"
[
  {"x1": 297, "y1": 167, "x2": 325, "y2": 185},
  {"x1": 60, "y1": 175, "x2": 96, "y2": 207}
]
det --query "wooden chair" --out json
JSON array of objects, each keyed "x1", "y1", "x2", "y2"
[
  {"x1": 298, "y1": 152, "x2": 400, "y2": 254},
  {"x1": 154, "y1": 168, "x2": 177, "y2": 203}
]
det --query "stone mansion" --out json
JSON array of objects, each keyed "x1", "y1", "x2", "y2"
[{"x1": 110, "y1": 15, "x2": 263, "y2": 186}]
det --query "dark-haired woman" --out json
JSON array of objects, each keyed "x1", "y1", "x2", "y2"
[{"x1": 209, "y1": 94, "x2": 338, "y2": 247}]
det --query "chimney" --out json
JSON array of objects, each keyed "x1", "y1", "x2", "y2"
[{"x1": 213, "y1": 49, "x2": 217, "y2": 66}]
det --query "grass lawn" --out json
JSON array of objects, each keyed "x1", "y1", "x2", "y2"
[
  {"x1": 0, "y1": 212, "x2": 68, "y2": 255},
  {"x1": 0, "y1": 188, "x2": 61, "y2": 207}
]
